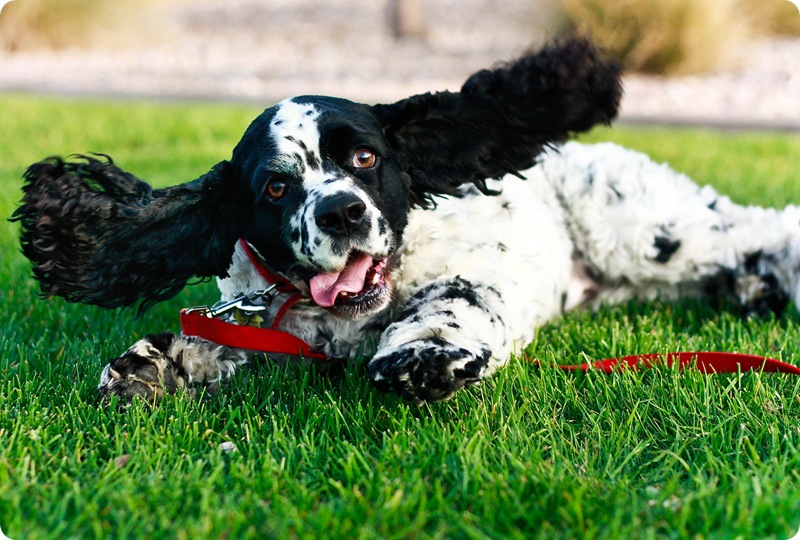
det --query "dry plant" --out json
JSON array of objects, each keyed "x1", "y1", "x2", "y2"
[
  {"x1": 556, "y1": 0, "x2": 751, "y2": 75},
  {"x1": 742, "y1": 0, "x2": 800, "y2": 36},
  {"x1": 0, "y1": 0, "x2": 150, "y2": 51}
]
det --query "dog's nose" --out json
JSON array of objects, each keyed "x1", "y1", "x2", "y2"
[{"x1": 315, "y1": 193, "x2": 368, "y2": 235}]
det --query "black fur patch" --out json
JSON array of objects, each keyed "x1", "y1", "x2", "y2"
[
  {"x1": 743, "y1": 251, "x2": 764, "y2": 273},
  {"x1": 286, "y1": 137, "x2": 321, "y2": 171},
  {"x1": 437, "y1": 282, "x2": 485, "y2": 309},
  {"x1": 371, "y1": 37, "x2": 621, "y2": 207},
  {"x1": 653, "y1": 236, "x2": 681, "y2": 263},
  {"x1": 305, "y1": 151, "x2": 321, "y2": 171},
  {"x1": 145, "y1": 332, "x2": 176, "y2": 355},
  {"x1": 300, "y1": 221, "x2": 311, "y2": 257},
  {"x1": 12, "y1": 157, "x2": 243, "y2": 311},
  {"x1": 290, "y1": 153, "x2": 307, "y2": 175}
]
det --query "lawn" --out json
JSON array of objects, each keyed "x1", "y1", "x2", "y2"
[{"x1": 2, "y1": 93, "x2": 800, "y2": 539}]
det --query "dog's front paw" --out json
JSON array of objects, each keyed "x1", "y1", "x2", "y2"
[
  {"x1": 367, "y1": 337, "x2": 491, "y2": 404},
  {"x1": 98, "y1": 338, "x2": 189, "y2": 404},
  {"x1": 97, "y1": 333, "x2": 249, "y2": 405}
]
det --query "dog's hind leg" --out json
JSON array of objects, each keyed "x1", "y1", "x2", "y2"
[
  {"x1": 97, "y1": 333, "x2": 248, "y2": 404},
  {"x1": 543, "y1": 142, "x2": 800, "y2": 316}
]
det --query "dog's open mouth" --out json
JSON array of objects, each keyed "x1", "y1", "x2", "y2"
[{"x1": 308, "y1": 252, "x2": 390, "y2": 315}]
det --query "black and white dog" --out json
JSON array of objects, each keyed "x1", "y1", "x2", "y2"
[{"x1": 13, "y1": 38, "x2": 800, "y2": 403}]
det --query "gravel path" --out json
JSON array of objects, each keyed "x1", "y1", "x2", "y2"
[{"x1": 1, "y1": 0, "x2": 799, "y2": 130}]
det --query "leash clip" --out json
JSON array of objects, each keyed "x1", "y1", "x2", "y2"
[{"x1": 184, "y1": 285, "x2": 279, "y2": 318}]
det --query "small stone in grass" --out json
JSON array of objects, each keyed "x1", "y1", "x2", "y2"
[{"x1": 218, "y1": 441, "x2": 237, "y2": 453}]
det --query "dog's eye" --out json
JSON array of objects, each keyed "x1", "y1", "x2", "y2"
[
  {"x1": 266, "y1": 179, "x2": 288, "y2": 200},
  {"x1": 351, "y1": 149, "x2": 377, "y2": 169}
]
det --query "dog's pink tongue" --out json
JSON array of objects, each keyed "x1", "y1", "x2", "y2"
[{"x1": 309, "y1": 253, "x2": 373, "y2": 307}]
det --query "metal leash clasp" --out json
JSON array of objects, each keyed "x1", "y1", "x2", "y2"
[{"x1": 184, "y1": 284, "x2": 279, "y2": 318}]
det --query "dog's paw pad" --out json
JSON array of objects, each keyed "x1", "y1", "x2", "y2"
[{"x1": 368, "y1": 337, "x2": 490, "y2": 403}]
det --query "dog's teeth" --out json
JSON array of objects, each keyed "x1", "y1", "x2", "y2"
[
  {"x1": 339, "y1": 291, "x2": 350, "y2": 298},
  {"x1": 370, "y1": 273, "x2": 380, "y2": 286}
]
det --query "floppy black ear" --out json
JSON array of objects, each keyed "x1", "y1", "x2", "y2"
[
  {"x1": 11, "y1": 156, "x2": 245, "y2": 310},
  {"x1": 372, "y1": 37, "x2": 622, "y2": 206}
]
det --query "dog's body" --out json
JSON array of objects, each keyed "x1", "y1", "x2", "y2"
[{"x1": 14, "y1": 39, "x2": 800, "y2": 403}]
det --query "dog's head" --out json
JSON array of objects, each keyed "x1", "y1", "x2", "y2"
[
  {"x1": 13, "y1": 37, "x2": 622, "y2": 317},
  {"x1": 228, "y1": 96, "x2": 411, "y2": 317}
]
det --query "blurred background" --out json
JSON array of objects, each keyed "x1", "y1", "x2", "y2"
[{"x1": 1, "y1": 0, "x2": 799, "y2": 128}]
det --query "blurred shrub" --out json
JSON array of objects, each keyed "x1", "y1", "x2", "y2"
[
  {"x1": 555, "y1": 0, "x2": 749, "y2": 75},
  {"x1": 742, "y1": 0, "x2": 800, "y2": 36},
  {"x1": 0, "y1": 0, "x2": 143, "y2": 51}
]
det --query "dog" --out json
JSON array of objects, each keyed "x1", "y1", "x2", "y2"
[{"x1": 13, "y1": 38, "x2": 800, "y2": 404}]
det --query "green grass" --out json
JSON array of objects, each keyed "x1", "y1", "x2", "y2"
[{"x1": 2, "y1": 93, "x2": 800, "y2": 539}]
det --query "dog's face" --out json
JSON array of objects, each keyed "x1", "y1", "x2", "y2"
[{"x1": 233, "y1": 96, "x2": 412, "y2": 317}]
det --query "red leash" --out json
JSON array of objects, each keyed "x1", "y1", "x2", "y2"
[
  {"x1": 180, "y1": 308, "x2": 326, "y2": 359},
  {"x1": 529, "y1": 351, "x2": 800, "y2": 375}
]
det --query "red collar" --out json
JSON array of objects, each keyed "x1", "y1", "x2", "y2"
[
  {"x1": 238, "y1": 239, "x2": 298, "y2": 295},
  {"x1": 180, "y1": 239, "x2": 327, "y2": 359}
]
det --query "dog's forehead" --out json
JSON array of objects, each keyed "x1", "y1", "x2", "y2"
[
  {"x1": 271, "y1": 99, "x2": 320, "y2": 136},
  {"x1": 268, "y1": 99, "x2": 327, "y2": 183}
]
